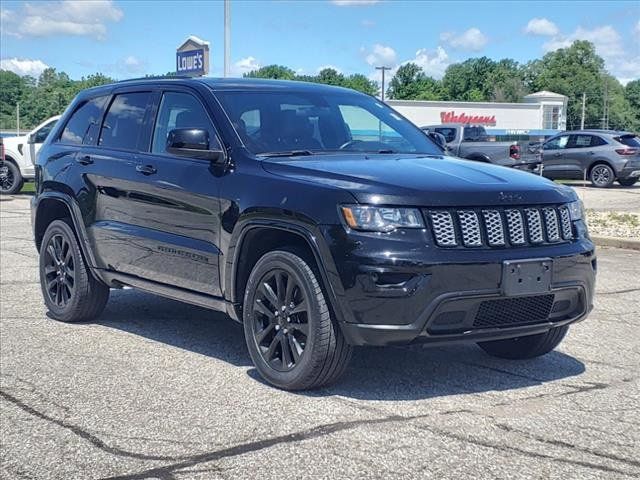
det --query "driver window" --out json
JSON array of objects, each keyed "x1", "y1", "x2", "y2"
[
  {"x1": 34, "y1": 120, "x2": 57, "y2": 143},
  {"x1": 152, "y1": 92, "x2": 220, "y2": 154},
  {"x1": 544, "y1": 135, "x2": 569, "y2": 150}
]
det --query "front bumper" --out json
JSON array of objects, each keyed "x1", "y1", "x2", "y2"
[{"x1": 322, "y1": 226, "x2": 596, "y2": 346}]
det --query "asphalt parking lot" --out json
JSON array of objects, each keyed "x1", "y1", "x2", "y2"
[
  {"x1": 1, "y1": 194, "x2": 639, "y2": 480},
  {"x1": 565, "y1": 181, "x2": 640, "y2": 212}
]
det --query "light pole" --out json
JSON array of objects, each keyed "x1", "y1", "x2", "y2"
[
  {"x1": 375, "y1": 66, "x2": 391, "y2": 102},
  {"x1": 224, "y1": 0, "x2": 230, "y2": 77}
]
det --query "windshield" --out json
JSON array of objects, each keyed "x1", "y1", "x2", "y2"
[{"x1": 215, "y1": 90, "x2": 442, "y2": 156}]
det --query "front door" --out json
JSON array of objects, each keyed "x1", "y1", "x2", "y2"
[
  {"x1": 110, "y1": 89, "x2": 224, "y2": 296},
  {"x1": 541, "y1": 134, "x2": 571, "y2": 178}
]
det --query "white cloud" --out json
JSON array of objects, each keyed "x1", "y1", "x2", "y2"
[
  {"x1": 440, "y1": 28, "x2": 488, "y2": 51},
  {"x1": 542, "y1": 25, "x2": 640, "y2": 83},
  {"x1": 363, "y1": 43, "x2": 397, "y2": 66},
  {"x1": 407, "y1": 46, "x2": 451, "y2": 79},
  {"x1": 331, "y1": 0, "x2": 380, "y2": 5},
  {"x1": 1, "y1": 57, "x2": 50, "y2": 77},
  {"x1": 122, "y1": 55, "x2": 145, "y2": 74},
  {"x1": 524, "y1": 18, "x2": 559, "y2": 36},
  {"x1": 5, "y1": 0, "x2": 123, "y2": 40},
  {"x1": 231, "y1": 56, "x2": 261, "y2": 76}
]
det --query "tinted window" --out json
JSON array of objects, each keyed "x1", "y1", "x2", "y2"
[
  {"x1": 615, "y1": 135, "x2": 640, "y2": 147},
  {"x1": 216, "y1": 90, "x2": 441, "y2": 155},
  {"x1": 589, "y1": 135, "x2": 607, "y2": 147},
  {"x1": 544, "y1": 135, "x2": 569, "y2": 150},
  {"x1": 60, "y1": 96, "x2": 108, "y2": 145},
  {"x1": 462, "y1": 126, "x2": 488, "y2": 142},
  {"x1": 571, "y1": 135, "x2": 592, "y2": 148},
  {"x1": 34, "y1": 120, "x2": 57, "y2": 143},
  {"x1": 99, "y1": 92, "x2": 151, "y2": 150},
  {"x1": 152, "y1": 92, "x2": 219, "y2": 154},
  {"x1": 434, "y1": 127, "x2": 456, "y2": 143}
]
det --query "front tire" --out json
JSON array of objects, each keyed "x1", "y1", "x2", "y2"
[
  {"x1": 618, "y1": 178, "x2": 638, "y2": 187},
  {"x1": 39, "y1": 219, "x2": 109, "y2": 322},
  {"x1": 589, "y1": 164, "x2": 615, "y2": 188},
  {"x1": 0, "y1": 160, "x2": 24, "y2": 194},
  {"x1": 243, "y1": 250, "x2": 352, "y2": 390},
  {"x1": 477, "y1": 325, "x2": 569, "y2": 360}
]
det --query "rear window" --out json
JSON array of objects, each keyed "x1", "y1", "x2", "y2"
[
  {"x1": 462, "y1": 126, "x2": 488, "y2": 142},
  {"x1": 615, "y1": 135, "x2": 640, "y2": 148},
  {"x1": 99, "y1": 92, "x2": 151, "y2": 150},
  {"x1": 434, "y1": 127, "x2": 456, "y2": 143},
  {"x1": 60, "y1": 96, "x2": 108, "y2": 145}
]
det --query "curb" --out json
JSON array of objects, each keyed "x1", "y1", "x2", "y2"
[{"x1": 592, "y1": 235, "x2": 640, "y2": 251}]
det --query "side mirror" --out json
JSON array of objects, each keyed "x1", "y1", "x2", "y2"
[
  {"x1": 166, "y1": 128, "x2": 224, "y2": 162},
  {"x1": 27, "y1": 133, "x2": 36, "y2": 144},
  {"x1": 427, "y1": 131, "x2": 447, "y2": 150}
]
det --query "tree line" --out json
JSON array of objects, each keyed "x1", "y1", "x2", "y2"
[{"x1": 1, "y1": 40, "x2": 639, "y2": 132}]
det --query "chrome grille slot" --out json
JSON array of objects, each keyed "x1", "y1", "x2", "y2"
[
  {"x1": 543, "y1": 207, "x2": 560, "y2": 242},
  {"x1": 525, "y1": 209, "x2": 544, "y2": 244},
  {"x1": 558, "y1": 206, "x2": 573, "y2": 239},
  {"x1": 429, "y1": 211, "x2": 457, "y2": 247},
  {"x1": 482, "y1": 210, "x2": 505, "y2": 246},
  {"x1": 425, "y1": 205, "x2": 574, "y2": 249},
  {"x1": 505, "y1": 209, "x2": 525, "y2": 245},
  {"x1": 457, "y1": 211, "x2": 482, "y2": 247}
]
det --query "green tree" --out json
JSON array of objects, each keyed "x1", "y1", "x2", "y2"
[
  {"x1": 343, "y1": 73, "x2": 378, "y2": 96},
  {"x1": 387, "y1": 63, "x2": 443, "y2": 100},
  {"x1": 0, "y1": 70, "x2": 25, "y2": 129},
  {"x1": 244, "y1": 65, "x2": 296, "y2": 80},
  {"x1": 625, "y1": 80, "x2": 640, "y2": 131}
]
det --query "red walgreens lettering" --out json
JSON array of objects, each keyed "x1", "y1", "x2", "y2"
[{"x1": 440, "y1": 111, "x2": 496, "y2": 125}]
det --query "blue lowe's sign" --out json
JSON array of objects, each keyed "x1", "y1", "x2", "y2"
[{"x1": 176, "y1": 49, "x2": 206, "y2": 76}]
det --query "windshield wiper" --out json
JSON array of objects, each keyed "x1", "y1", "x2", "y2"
[{"x1": 259, "y1": 150, "x2": 314, "y2": 158}]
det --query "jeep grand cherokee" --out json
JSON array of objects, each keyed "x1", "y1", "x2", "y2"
[{"x1": 31, "y1": 78, "x2": 596, "y2": 390}]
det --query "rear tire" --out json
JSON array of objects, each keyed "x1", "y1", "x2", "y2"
[
  {"x1": 0, "y1": 160, "x2": 24, "y2": 194},
  {"x1": 477, "y1": 325, "x2": 569, "y2": 360},
  {"x1": 618, "y1": 178, "x2": 638, "y2": 187},
  {"x1": 39, "y1": 219, "x2": 109, "y2": 322},
  {"x1": 243, "y1": 250, "x2": 352, "y2": 390},
  {"x1": 589, "y1": 163, "x2": 615, "y2": 188}
]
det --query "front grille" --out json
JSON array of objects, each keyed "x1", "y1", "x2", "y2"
[
  {"x1": 426, "y1": 205, "x2": 573, "y2": 248},
  {"x1": 473, "y1": 294, "x2": 555, "y2": 328}
]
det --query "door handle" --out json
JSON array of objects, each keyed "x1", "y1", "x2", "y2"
[
  {"x1": 76, "y1": 155, "x2": 93, "y2": 165},
  {"x1": 136, "y1": 164, "x2": 157, "y2": 175},
  {"x1": 587, "y1": 151, "x2": 595, "y2": 155}
]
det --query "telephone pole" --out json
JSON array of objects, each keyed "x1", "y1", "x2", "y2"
[
  {"x1": 224, "y1": 0, "x2": 230, "y2": 77},
  {"x1": 375, "y1": 66, "x2": 391, "y2": 102},
  {"x1": 16, "y1": 102, "x2": 20, "y2": 136},
  {"x1": 602, "y1": 76, "x2": 608, "y2": 129},
  {"x1": 580, "y1": 92, "x2": 586, "y2": 130}
]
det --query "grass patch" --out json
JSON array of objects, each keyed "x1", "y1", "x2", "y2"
[{"x1": 20, "y1": 182, "x2": 35, "y2": 194}]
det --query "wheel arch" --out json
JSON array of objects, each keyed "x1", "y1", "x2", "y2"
[
  {"x1": 226, "y1": 220, "x2": 349, "y2": 325},
  {"x1": 465, "y1": 153, "x2": 491, "y2": 163},
  {"x1": 587, "y1": 159, "x2": 616, "y2": 178},
  {"x1": 33, "y1": 192, "x2": 98, "y2": 269}
]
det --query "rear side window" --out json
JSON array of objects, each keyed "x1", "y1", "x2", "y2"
[
  {"x1": 151, "y1": 91, "x2": 219, "y2": 154},
  {"x1": 462, "y1": 126, "x2": 487, "y2": 141},
  {"x1": 434, "y1": 127, "x2": 456, "y2": 143},
  {"x1": 616, "y1": 135, "x2": 640, "y2": 147},
  {"x1": 99, "y1": 92, "x2": 151, "y2": 150},
  {"x1": 571, "y1": 135, "x2": 606, "y2": 148},
  {"x1": 60, "y1": 96, "x2": 108, "y2": 145}
]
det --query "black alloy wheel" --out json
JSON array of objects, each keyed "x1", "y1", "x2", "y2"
[
  {"x1": 590, "y1": 164, "x2": 615, "y2": 188},
  {"x1": 43, "y1": 233, "x2": 76, "y2": 307},
  {"x1": 251, "y1": 268, "x2": 309, "y2": 372},
  {"x1": 0, "y1": 161, "x2": 22, "y2": 194}
]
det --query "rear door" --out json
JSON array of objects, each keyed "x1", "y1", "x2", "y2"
[
  {"x1": 566, "y1": 134, "x2": 608, "y2": 178},
  {"x1": 541, "y1": 134, "x2": 571, "y2": 178},
  {"x1": 111, "y1": 88, "x2": 224, "y2": 296}
]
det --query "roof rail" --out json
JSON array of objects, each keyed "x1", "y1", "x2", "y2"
[{"x1": 115, "y1": 75, "x2": 194, "y2": 83}]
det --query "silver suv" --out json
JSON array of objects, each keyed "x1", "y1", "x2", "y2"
[{"x1": 541, "y1": 130, "x2": 640, "y2": 187}]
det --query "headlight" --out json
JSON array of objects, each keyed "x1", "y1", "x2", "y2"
[
  {"x1": 341, "y1": 205, "x2": 424, "y2": 232},
  {"x1": 567, "y1": 200, "x2": 584, "y2": 221}
]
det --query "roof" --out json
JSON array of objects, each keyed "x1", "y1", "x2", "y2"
[
  {"x1": 105, "y1": 76, "x2": 359, "y2": 94},
  {"x1": 177, "y1": 35, "x2": 210, "y2": 49},
  {"x1": 524, "y1": 90, "x2": 567, "y2": 99}
]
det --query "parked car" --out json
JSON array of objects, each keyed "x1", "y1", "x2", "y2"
[
  {"x1": 32, "y1": 78, "x2": 595, "y2": 390},
  {"x1": 540, "y1": 130, "x2": 640, "y2": 187},
  {"x1": 421, "y1": 124, "x2": 538, "y2": 170},
  {"x1": 0, "y1": 115, "x2": 60, "y2": 194}
]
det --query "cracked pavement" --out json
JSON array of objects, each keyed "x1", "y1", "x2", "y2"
[{"x1": 1, "y1": 194, "x2": 639, "y2": 479}]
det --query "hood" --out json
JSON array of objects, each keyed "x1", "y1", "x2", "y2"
[{"x1": 261, "y1": 153, "x2": 576, "y2": 207}]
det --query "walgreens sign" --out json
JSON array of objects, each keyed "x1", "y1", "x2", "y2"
[{"x1": 440, "y1": 111, "x2": 496, "y2": 126}]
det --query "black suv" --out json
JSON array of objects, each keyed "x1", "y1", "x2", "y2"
[{"x1": 32, "y1": 78, "x2": 596, "y2": 390}]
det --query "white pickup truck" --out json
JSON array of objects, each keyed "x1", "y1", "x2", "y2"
[{"x1": 1, "y1": 115, "x2": 60, "y2": 194}]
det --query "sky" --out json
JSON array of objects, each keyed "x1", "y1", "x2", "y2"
[{"x1": 1, "y1": 0, "x2": 639, "y2": 85}]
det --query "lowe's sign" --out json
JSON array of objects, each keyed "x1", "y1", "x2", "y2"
[
  {"x1": 176, "y1": 36, "x2": 210, "y2": 77},
  {"x1": 177, "y1": 49, "x2": 205, "y2": 76}
]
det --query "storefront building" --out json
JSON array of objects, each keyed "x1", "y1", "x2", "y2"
[{"x1": 387, "y1": 91, "x2": 567, "y2": 141}]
